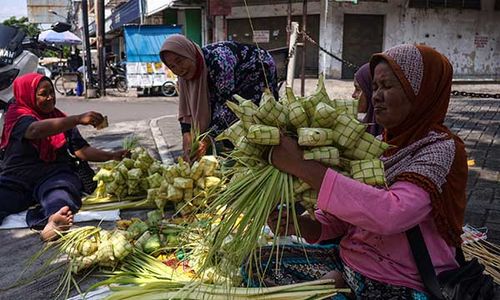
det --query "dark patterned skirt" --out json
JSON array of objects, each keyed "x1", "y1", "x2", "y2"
[{"x1": 241, "y1": 244, "x2": 429, "y2": 300}]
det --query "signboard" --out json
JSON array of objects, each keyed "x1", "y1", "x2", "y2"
[
  {"x1": 126, "y1": 62, "x2": 177, "y2": 88},
  {"x1": 145, "y1": 0, "x2": 174, "y2": 16},
  {"x1": 210, "y1": 0, "x2": 232, "y2": 16},
  {"x1": 474, "y1": 36, "x2": 488, "y2": 48},
  {"x1": 253, "y1": 30, "x2": 270, "y2": 43}
]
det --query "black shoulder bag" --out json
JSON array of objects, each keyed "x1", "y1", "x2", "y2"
[
  {"x1": 65, "y1": 132, "x2": 97, "y2": 195},
  {"x1": 406, "y1": 225, "x2": 495, "y2": 300}
]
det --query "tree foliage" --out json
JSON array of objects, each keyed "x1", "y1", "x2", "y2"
[{"x1": 2, "y1": 16, "x2": 40, "y2": 37}]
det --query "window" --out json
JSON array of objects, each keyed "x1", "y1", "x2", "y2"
[{"x1": 409, "y1": 0, "x2": 480, "y2": 9}]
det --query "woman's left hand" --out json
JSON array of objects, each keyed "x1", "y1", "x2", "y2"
[
  {"x1": 270, "y1": 134, "x2": 304, "y2": 177},
  {"x1": 192, "y1": 137, "x2": 209, "y2": 161},
  {"x1": 111, "y1": 149, "x2": 130, "y2": 161}
]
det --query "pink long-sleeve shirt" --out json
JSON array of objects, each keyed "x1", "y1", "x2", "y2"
[{"x1": 314, "y1": 168, "x2": 459, "y2": 292}]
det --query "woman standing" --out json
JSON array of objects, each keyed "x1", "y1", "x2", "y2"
[
  {"x1": 160, "y1": 35, "x2": 278, "y2": 161},
  {"x1": 0, "y1": 73, "x2": 128, "y2": 240}
]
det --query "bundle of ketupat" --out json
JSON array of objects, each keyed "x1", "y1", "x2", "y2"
[
  {"x1": 85, "y1": 145, "x2": 224, "y2": 215},
  {"x1": 91, "y1": 147, "x2": 159, "y2": 199},
  {"x1": 216, "y1": 74, "x2": 390, "y2": 214},
  {"x1": 202, "y1": 76, "x2": 391, "y2": 282},
  {"x1": 148, "y1": 155, "x2": 225, "y2": 216}
]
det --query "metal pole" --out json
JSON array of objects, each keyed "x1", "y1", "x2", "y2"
[
  {"x1": 286, "y1": 22, "x2": 299, "y2": 87},
  {"x1": 286, "y1": 0, "x2": 292, "y2": 46},
  {"x1": 96, "y1": 0, "x2": 106, "y2": 96},
  {"x1": 301, "y1": 0, "x2": 307, "y2": 97},
  {"x1": 81, "y1": 0, "x2": 93, "y2": 97}
]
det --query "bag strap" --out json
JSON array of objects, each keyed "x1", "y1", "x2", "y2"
[{"x1": 406, "y1": 225, "x2": 444, "y2": 300}]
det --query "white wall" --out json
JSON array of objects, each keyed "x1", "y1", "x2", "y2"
[
  {"x1": 219, "y1": 0, "x2": 499, "y2": 80},
  {"x1": 319, "y1": 0, "x2": 500, "y2": 79}
]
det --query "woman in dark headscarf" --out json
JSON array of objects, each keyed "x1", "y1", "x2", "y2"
[
  {"x1": 258, "y1": 44, "x2": 467, "y2": 298},
  {"x1": 0, "y1": 73, "x2": 128, "y2": 240},
  {"x1": 353, "y1": 63, "x2": 384, "y2": 137}
]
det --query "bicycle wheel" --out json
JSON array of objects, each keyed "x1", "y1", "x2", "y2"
[
  {"x1": 116, "y1": 78, "x2": 128, "y2": 92},
  {"x1": 54, "y1": 76, "x2": 67, "y2": 95},
  {"x1": 161, "y1": 81, "x2": 177, "y2": 97}
]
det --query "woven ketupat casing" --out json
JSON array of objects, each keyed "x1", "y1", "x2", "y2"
[
  {"x1": 293, "y1": 178, "x2": 311, "y2": 194},
  {"x1": 333, "y1": 99, "x2": 359, "y2": 118},
  {"x1": 110, "y1": 230, "x2": 133, "y2": 260},
  {"x1": 254, "y1": 91, "x2": 288, "y2": 127},
  {"x1": 289, "y1": 101, "x2": 309, "y2": 129},
  {"x1": 350, "y1": 159, "x2": 386, "y2": 186},
  {"x1": 298, "y1": 128, "x2": 334, "y2": 146},
  {"x1": 226, "y1": 97, "x2": 259, "y2": 129},
  {"x1": 215, "y1": 120, "x2": 246, "y2": 145},
  {"x1": 332, "y1": 114, "x2": 366, "y2": 149},
  {"x1": 303, "y1": 146, "x2": 340, "y2": 167},
  {"x1": 342, "y1": 132, "x2": 391, "y2": 160},
  {"x1": 240, "y1": 100, "x2": 259, "y2": 128},
  {"x1": 237, "y1": 137, "x2": 266, "y2": 157},
  {"x1": 247, "y1": 124, "x2": 280, "y2": 145},
  {"x1": 310, "y1": 102, "x2": 338, "y2": 128},
  {"x1": 301, "y1": 73, "x2": 330, "y2": 118}
]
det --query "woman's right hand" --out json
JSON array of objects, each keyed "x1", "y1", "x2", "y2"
[
  {"x1": 268, "y1": 208, "x2": 322, "y2": 242},
  {"x1": 77, "y1": 111, "x2": 104, "y2": 128},
  {"x1": 268, "y1": 209, "x2": 297, "y2": 237},
  {"x1": 182, "y1": 132, "x2": 192, "y2": 163}
]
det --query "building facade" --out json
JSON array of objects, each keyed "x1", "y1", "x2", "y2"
[{"x1": 216, "y1": 0, "x2": 500, "y2": 80}]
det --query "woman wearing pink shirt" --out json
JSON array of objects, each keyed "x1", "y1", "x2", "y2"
[{"x1": 264, "y1": 44, "x2": 468, "y2": 298}]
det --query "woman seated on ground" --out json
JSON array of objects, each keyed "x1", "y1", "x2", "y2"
[
  {"x1": 159, "y1": 35, "x2": 278, "y2": 161},
  {"x1": 0, "y1": 73, "x2": 128, "y2": 241},
  {"x1": 267, "y1": 44, "x2": 467, "y2": 298},
  {"x1": 352, "y1": 63, "x2": 383, "y2": 136}
]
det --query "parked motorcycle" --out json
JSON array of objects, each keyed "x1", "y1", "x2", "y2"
[{"x1": 0, "y1": 22, "x2": 70, "y2": 136}]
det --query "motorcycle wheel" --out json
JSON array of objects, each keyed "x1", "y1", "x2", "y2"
[
  {"x1": 116, "y1": 78, "x2": 128, "y2": 93},
  {"x1": 161, "y1": 81, "x2": 177, "y2": 97}
]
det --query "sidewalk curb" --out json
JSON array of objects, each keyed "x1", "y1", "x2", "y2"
[{"x1": 150, "y1": 115, "x2": 176, "y2": 165}]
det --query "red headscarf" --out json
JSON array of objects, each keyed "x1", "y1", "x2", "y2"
[
  {"x1": 370, "y1": 45, "x2": 467, "y2": 246},
  {"x1": 0, "y1": 73, "x2": 67, "y2": 162}
]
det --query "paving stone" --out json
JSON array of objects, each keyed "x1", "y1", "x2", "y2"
[
  {"x1": 486, "y1": 210, "x2": 500, "y2": 224},
  {"x1": 467, "y1": 188, "x2": 494, "y2": 207},
  {"x1": 464, "y1": 211, "x2": 487, "y2": 226}
]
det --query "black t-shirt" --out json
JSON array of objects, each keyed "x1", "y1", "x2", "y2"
[{"x1": 0, "y1": 116, "x2": 89, "y2": 185}]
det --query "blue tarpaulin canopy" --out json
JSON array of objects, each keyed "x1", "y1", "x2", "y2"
[{"x1": 123, "y1": 25, "x2": 182, "y2": 63}]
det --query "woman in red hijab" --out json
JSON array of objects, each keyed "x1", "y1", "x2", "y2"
[{"x1": 0, "y1": 73, "x2": 127, "y2": 240}]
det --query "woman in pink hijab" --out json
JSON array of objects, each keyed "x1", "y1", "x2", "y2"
[{"x1": 160, "y1": 35, "x2": 278, "y2": 161}]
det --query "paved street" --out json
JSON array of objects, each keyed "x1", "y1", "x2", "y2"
[{"x1": 446, "y1": 97, "x2": 500, "y2": 244}]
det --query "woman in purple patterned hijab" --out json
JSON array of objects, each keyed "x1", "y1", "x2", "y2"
[{"x1": 354, "y1": 63, "x2": 384, "y2": 136}]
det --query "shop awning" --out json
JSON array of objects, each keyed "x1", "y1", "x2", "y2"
[{"x1": 123, "y1": 25, "x2": 182, "y2": 62}]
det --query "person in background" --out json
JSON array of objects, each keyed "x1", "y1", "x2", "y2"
[
  {"x1": 68, "y1": 49, "x2": 83, "y2": 72},
  {"x1": 67, "y1": 49, "x2": 83, "y2": 96},
  {"x1": 352, "y1": 63, "x2": 383, "y2": 137},
  {"x1": 160, "y1": 35, "x2": 278, "y2": 162},
  {"x1": 260, "y1": 44, "x2": 467, "y2": 298},
  {"x1": 0, "y1": 73, "x2": 128, "y2": 241}
]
